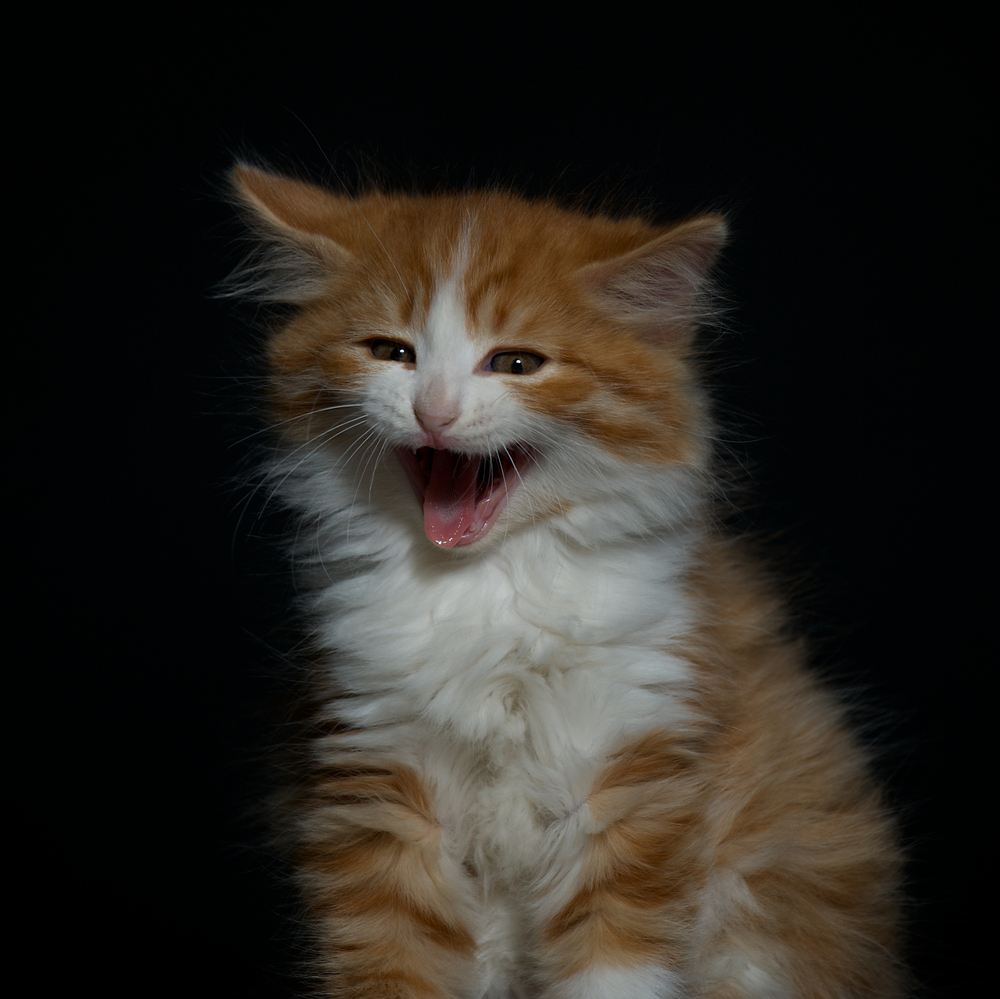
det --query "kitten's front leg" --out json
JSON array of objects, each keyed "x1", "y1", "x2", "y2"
[
  {"x1": 537, "y1": 729, "x2": 703, "y2": 999},
  {"x1": 296, "y1": 758, "x2": 475, "y2": 998}
]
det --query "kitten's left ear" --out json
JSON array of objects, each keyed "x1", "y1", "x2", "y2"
[
  {"x1": 579, "y1": 214, "x2": 728, "y2": 342},
  {"x1": 223, "y1": 163, "x2": 358, "y2": 303}
]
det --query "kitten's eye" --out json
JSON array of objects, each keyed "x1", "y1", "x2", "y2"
[
  {"x1": 489, "y1": 351, "x2": 545, "y2": 375},
  {"x1": 370, "y1": 339, "x2": 416, "y2": 364}
]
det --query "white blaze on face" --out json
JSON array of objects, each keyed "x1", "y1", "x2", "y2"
[{"x1": 414, "y1": 270, "x2": 480, "y2": 414}]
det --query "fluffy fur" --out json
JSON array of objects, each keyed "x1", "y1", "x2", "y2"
[{"x1": 228, "y1": 164, "x2": 905, "y2": 997}]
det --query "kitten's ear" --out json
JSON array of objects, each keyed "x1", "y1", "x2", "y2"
[
  {"x1": 224, "y1": 164, "x2": 356, "y2": 303},
  {"x1": 579, "y1": 214, "x2": 728, "y2": 343}
]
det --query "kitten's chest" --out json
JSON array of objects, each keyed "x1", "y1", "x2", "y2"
[
  {"x1": 332, "y1": 541, "x2": 698, "y2": 865},
  {"x1": 458, "y1": 743, "x2": 561, "y2": 880},
  {"x1": 416, "y1": 631, "x2": 697, "y2": 888}
]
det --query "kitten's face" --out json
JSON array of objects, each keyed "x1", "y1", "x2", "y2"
[{"x1": 232, "y1": 169, "x2": 725, "y2": 549}]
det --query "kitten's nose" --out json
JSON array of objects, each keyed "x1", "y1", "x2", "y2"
[{"x1": 414, "y1": 407, "x2": 457, "y2": 433}]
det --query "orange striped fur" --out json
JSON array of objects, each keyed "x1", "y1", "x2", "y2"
[
  {"x1": 295, "y1": 758, "x2": 476, "y2": 997},
  {"x1": 228, "y1": 165, "x2": 906, "y2": 997}
]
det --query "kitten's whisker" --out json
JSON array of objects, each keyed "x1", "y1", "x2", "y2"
[
  {"x1": 230, "y1": 419, "x2": 366, "y2": 537},
  {"x1": 264, "y1": 418, "x2": 372, "y2": 515},
  {"x1": 366, "y1": 439, "x2": 391, "y2": 509},
  {"x1": 344, "y1": 427, "x2": 387, "y2": 541},
  {"x1": 502, "y1": 442, "x2": 536, "y2": 531},
  {"x1": 232, "y1": 402, "x2": 365, "y2": 447}
]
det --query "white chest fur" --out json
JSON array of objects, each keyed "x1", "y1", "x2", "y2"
[
  {"x1": 315, "y1": 528, "x2": 697, "y2": 868},
  {"x1": 307, "y1": 529, "x2": 699, "y2": 995}
]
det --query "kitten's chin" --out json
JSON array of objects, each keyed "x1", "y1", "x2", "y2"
[{"x1": 395, "y1": 445, "x2": 533, "y2": 548}]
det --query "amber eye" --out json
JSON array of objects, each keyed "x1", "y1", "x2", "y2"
[
  {"x1": 370, "y1": 339, "x2": 416, "y2": 363},
  {"x1": 489, "y1": 351, "x2": 545, "y2": 375}
]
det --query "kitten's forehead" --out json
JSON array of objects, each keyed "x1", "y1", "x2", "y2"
[
  {"x1": 416, "y1": 272, "x2": 481, "y2": 369},
  {"x1": 410, "y1": 221, "x2": 505, "y2": 367}
]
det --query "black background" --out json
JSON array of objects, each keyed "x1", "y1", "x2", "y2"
[{"x1": 45, "y1": 14, "x2": 985, "y2": 997}]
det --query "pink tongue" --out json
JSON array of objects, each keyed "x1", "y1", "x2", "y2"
[{"x1": 423, "y1": 451, "x2": 479, "y2": 548}]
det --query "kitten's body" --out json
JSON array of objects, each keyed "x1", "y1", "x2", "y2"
[{"x1": 230, "y1": 166, "x2": 904, "y2": 997}]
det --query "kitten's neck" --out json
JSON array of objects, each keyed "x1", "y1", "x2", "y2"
[
  {"x1": 319, "y1": 519, "x2": 702, "y2": 649},
  {"x1": 314, "y1": 524, "x2": 701, "y2": 751}
]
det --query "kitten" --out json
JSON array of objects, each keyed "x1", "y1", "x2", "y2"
[{"x1": 228, "y1": 164, "x2": 905, "y2": 998}]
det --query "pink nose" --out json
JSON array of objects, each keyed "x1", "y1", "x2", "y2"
[{"x1": 415, "y1": 408, "x2": 457, "y2": 433}]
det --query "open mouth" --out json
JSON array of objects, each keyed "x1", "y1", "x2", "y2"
[{"x1": 396, "y1": 445, "x2": 533, "y2": 548}]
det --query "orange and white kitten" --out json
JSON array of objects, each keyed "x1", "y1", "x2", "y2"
[{"x1": 229, "y1": 165, "x2": 905, "y2": 998}]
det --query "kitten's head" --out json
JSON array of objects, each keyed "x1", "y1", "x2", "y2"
[{"x1": 227, "y1": 164, "x2": 726, "y2": 552}]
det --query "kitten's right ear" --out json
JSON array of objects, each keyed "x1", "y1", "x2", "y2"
[
  {"x1": 223, "y1": 164, "x2": 356, "y2": 303},
  {"x1": 579, "y1": 214, "x2": 728, "y2": 343}
]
